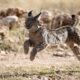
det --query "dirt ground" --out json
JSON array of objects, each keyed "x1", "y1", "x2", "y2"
[
  {"x1": 0, "y1": 45, "x2": 80, "y2": 80},
  {"x1": 0, "y1": 46, "x2": 79, "y2": 68}
]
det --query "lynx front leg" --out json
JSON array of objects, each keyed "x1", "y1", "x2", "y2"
[
  {"x1": 23, "y1": 40, "x2": 30, "y2": 54},
  {"x1": 30, "y1": 43, "x2": 47, "y2": 61}
]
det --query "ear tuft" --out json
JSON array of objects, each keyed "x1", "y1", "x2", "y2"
[
  {"x1": 28, "y1": 10, "x2": 33, "y2": 17},
  {"x1": 34, "y1": 12, "x2": 41, "y2": 19}
]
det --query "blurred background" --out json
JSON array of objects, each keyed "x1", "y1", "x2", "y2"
[{"x1": 0, "y1": 0, "x2": 80, "y2": 13}]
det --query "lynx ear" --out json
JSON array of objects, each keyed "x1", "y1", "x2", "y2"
[
  {"x1": 28, "y1": 10, "x2": 33, "y2": 17},
  {"x1": 71, "y1": 14, "x2": 76, "y2": 19},
  {"x1": 34, "y1": 12, "x2": 41, "y2": 19}
]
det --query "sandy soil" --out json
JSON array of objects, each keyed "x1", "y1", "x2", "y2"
[
  {"x1": 0, "y1": 46, "x2": 80, "y2": 80},
  {"x1": 0, "y1": 46, "x2": 80, "y2": 69}
]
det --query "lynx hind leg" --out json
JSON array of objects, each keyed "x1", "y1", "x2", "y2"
[
  {"x1": 72, "y1": 30, "x2": 80, "y2": 60},
  {"x1": 70, "y1": 28, "x2": 80, "y2": 45},
  {"x1": 71, "y1": 45, "x2": 80, "y2": 60},
  {"x1": 66, "y1": 40, "x2": 80, "y2": 60},
  {"x1": 23, "y1": 40, "x2": 30, "y2": 54}
]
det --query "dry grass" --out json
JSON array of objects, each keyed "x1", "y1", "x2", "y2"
[
  {"x1": 0, "y1": 65, "x2": 80, "y2": 80},
  {"x1": 0, "y1": 25, "x2": 26, "y2": 53}
]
